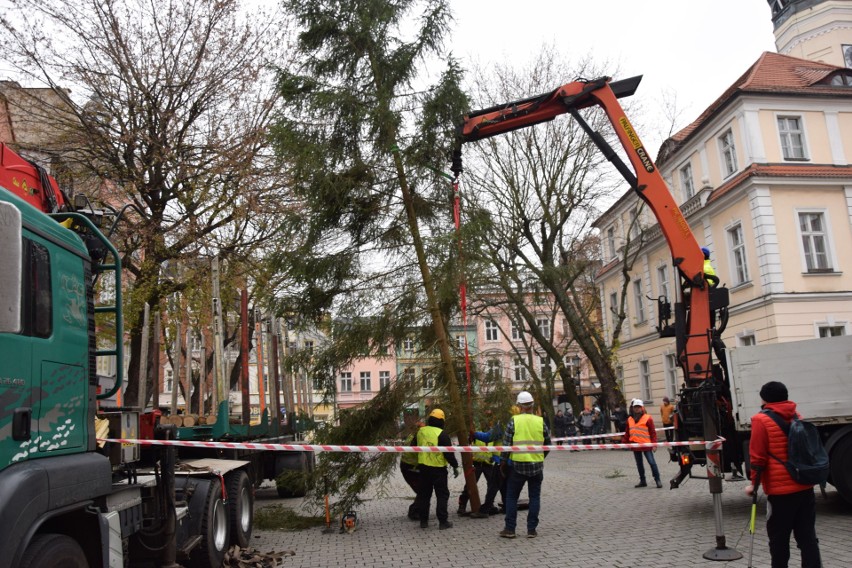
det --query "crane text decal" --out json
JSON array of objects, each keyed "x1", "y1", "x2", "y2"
[{"x1": 619, "y1": 117, "x2": 655, "y2": 173}]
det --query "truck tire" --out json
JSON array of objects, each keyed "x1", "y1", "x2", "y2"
[
  {"x1": 830, "y1": 433, "x2": 852, "y2": 505},
  {"x1": 20, "y1": 533, "x2": 89, "y2": 568},
  {"x1": 187, "y1": 481, "x2": 229, "y2": 568},
  {"x1": 227, "y1": 469, "x2": 254, "y2": 548}
]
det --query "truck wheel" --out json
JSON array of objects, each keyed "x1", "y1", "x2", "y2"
[
  {"x1": 830, "y1": 433, "x2": 852, "y2": 505},
  {"x1": 187, "y1": 481, "x2": 229, "y2": 568},
  {"x1": 20, "y1": 534, "x2": 88, "y2": 568},
  {"x1": 227, "y1": 469, "x2": 254, "y2": 548}
]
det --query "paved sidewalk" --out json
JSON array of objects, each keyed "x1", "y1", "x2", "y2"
[{"x1": 252, "y1": 449, "x2": 852, "y2": 567}]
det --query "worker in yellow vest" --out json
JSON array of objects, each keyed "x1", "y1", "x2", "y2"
[
  {"x1": 416, "y1": 408, "x2": 459, "y2": 530},
  {"x1": 458, "y1": 433, "x2": 495, "y2": 518},
  {"x1": 499, "y1": 391, "x2": 550, "y2": 539},
  {"x1": 400, "y1": 421, "x2": 425, "y2": 520},
  {"x1": 622, "y1": 399, "x2": 662, "y2": 488},
  {"x1": 702, "y1": 247, "x2": 719, "y2": 288}
]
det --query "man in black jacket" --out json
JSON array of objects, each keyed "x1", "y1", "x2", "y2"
[{"x1": 416, "y1": 408, "x2": 459, "y2": 530}]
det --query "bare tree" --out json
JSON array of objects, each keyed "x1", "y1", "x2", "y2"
[
  {"x1": 462, "y1": 47, "x2": 644, "y2": 413},
  {"x1": 1, "y1": 0, "x2": 293, "y2": 404}
]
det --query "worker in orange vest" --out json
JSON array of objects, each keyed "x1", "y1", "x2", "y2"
[
  {"x1": 660, "y1": 396, "x2": 675, "y2": 443},
  {"x1": 622, "y1": 399, "x2": 662, "y2": 488}
]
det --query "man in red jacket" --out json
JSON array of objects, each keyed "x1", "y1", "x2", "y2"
[{"x1": 745, "y1": 381, "x2": 822, "y2": 568}]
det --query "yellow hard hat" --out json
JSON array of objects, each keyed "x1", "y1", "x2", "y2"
[{"x1": 429, "y1": 408, "x2": 445, "y2": 420}]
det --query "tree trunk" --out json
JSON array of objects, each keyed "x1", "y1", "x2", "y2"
[{"x1": 391, "y1": 151, "x2": 480, "y2": 512}]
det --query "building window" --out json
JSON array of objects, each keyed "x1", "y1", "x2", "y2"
[
  {"x1": 457, "y1": 335, "x2": 467, "y2": 350},
  {"x1": 513, "y1": 358, "x2": 526, "y2": 382},
  {"x1": 359, "y1": 371, "x2": 371, "y2": 392},
  {"x1": 536, "y1": 317, "x2": 550, "y2": 339},
  {"x1": 423, "y1": 372, "x2": 435, "y2": 390},
  {"x1": 778, "y1": 116, "x2": 806, "y2": 160},
  {"x1": 485, "y1": 319, "x2": 499, "y2": 341},
  {"x1": 828, "y1": 71, "x2": 852, "y2": 87},
  {"x1": 719, "y1": 128, "x2": 738, "y2": 177},
  {"x1": 680, "y1": 162, "x2": 694, "y2": 200},
  {"x1": 738, "y1": 334, "x2": 756, "y2": 347},
  {"x1": 165, "y1": 369, "x2": 174, "y2": 393},
  {"x1": 769, "y1": 0, "x2": 788, "y2": 17},
  {"x1": 727, "y1": 223, "x2": 749, "y2": 285},
  {"x1": 629, "y1": 208, "x2": 641, "y2": 240},
  {"x1": 340, "y1": 371, "x2": 352, "y2": 392},
  {"x1": 609, "y1": 291, "x2": 620, "y2": 331},
  {"x1": 606, "y1": 226, "x2": 616, "y2": 259},
  {"x1": 798, "y1": 212, "x2": 832, "y2": 272},
  {"x1": 633, "y1": 279, "x2": 646, "y2": 323},
  {"x1": 639, "y1": 359, "x2": 651, "y2": 403},
  {"x1": 486, "y1": 358, "x2": 502, "y2": 381},
  {"x1": 403, "y1": 367, "x2": 415, "y2": 383},
  {"x1": 664, "y1": 353, "x2": 679, "y2": 398},
  {"x1": 304, "y1": 340, "x2": 314, "y2": 353},
  {"x1": 403, "y1": 337, "x2": 414, "y2": 354},
  {"x1": 657, "y1": 265, "x2": 670, "y2": 302},
  {"x1": 818, "y1": 325, "x2": 845, "y2": 337},
  {"x1": 539, "y1": 355, "x2": 551, "y2": 378},
  {"x1": 511, "y1": 322, "x2": 521, "y2": 341},
  {"x1": 379, "y1": 370, "x2": 391, "y2": 389}
]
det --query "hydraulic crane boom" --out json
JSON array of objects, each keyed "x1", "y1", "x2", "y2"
[
  {"x1": 455, "y1": 75, "x2": 714, "y2": 386},
  {"x1": 454, "y1": 78, "x2": 742, "y2": 557}
]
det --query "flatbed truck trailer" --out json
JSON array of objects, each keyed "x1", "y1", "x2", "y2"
[{"x1": 727, "y1": 334, "x2": 852, "y2": 504}]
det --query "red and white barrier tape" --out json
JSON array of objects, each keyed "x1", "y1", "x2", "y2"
[
  {"x1": 100, "y1": 437, "x2": 724, "y2": 453},
  {"x1": 552, "y1": 426, "x2": 673, "y2": 443}
]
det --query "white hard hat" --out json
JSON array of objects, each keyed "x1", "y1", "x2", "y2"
[
  {"x1": 517, "y1": 391, "x2": 534, "y2": 404},
  {"x1": 631, "y1": 398, "x2": 644, "y2": 408}
]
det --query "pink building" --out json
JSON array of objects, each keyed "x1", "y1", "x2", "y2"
[
  {"x1": 336, "y1": 355, "x2": 396, "y2": 410},
  {"x1": 474, "y1": 296, "x2": 586, "y2": 404}
]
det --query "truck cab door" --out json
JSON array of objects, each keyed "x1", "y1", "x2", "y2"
[
  {"x1": 0, "y1": 211, "x2": 33, "y2": 468},
  {"x1": 28, "y1": 237, "x2": 87, "y2": 456}
]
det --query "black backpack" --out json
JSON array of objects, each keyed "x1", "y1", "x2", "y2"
[{"x1": 761, "y1": 409, "x2": 830, "y2": 486}]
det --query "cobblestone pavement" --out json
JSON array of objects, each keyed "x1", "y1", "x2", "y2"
[{"x1": 252, "y1": 449, "x2": 852, "y2": 567}]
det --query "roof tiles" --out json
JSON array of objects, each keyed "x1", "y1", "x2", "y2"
[{"x1": 660, "y1": 52, "x2": 851, "y2": 162}]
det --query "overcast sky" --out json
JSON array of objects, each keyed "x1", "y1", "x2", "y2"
[{"x1": 449, "y1": 0, "x2": 779, "y2": 154}]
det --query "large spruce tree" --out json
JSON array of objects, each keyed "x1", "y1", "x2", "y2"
[{"x1": 269, "y1": 0, "x2": 484, "y2": 512}]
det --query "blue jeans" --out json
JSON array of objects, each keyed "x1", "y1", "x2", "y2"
[
  {"x1": 633, "y1": 450, "x2": 660, "y2": 483},
  {"x1": 504, "y1": 467, "x2": 543, "y2": 533}
]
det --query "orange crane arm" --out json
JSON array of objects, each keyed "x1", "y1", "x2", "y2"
[{"x1": 455, "y1": 76, "x2": 713, "y2": 384}]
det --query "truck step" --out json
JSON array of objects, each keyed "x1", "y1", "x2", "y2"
[{"x1": 177, "y1": 534, "x2": 202, "y2": 557}]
